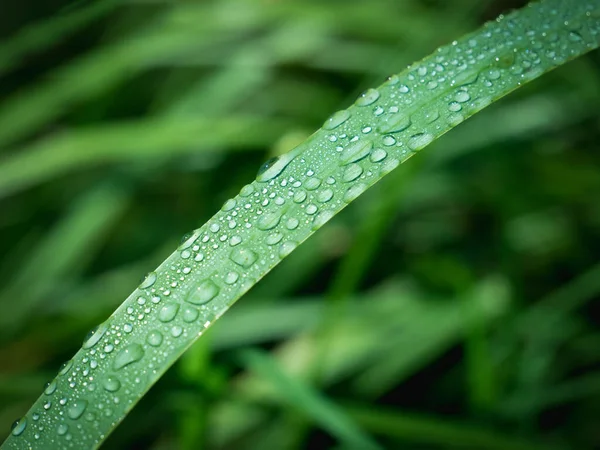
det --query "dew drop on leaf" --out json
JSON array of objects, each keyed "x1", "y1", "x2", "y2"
[{"x1": 113, "y1": 344, "x2": 144, "y2": 370}]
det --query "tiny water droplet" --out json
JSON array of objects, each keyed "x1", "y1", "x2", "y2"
[
  {"x1": 356, "y1": 88, "x2": 380, "y2": 106},
  {"x1": 323, "y1": 110, "x2": 351, "y2": 130},
  {"x1": 139, "y1": 272, "x2": 157, "y2": 289},
  {"x1": 340, "y1": 140, "x2": 373, "y2": 165},
  {"x1": 67, "y1": 399, "x2": 88, "y2": 420},
  {"x1": 230, "y1": 247, "x2": 258, "y2": 268},
  {"x1": 113, "y1": 344, "x2": 144, "y2": 370},
  {"x1": 158, "y1": 302, "x2": 180, "y2": 323},
  {"x1": 187, "y1": 279, "x2": 220, "y2": 305}
]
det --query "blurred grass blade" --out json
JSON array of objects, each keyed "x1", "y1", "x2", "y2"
[
  {"x1": 239, "y1": 348, "x2": 382, "y2": 450},
  {"x1": 2, "y1": 0, "x2": 599, "y2": 448}
]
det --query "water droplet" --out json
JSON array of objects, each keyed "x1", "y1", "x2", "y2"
[
  {"x1": 67, "y1": 399, "x2": 88, "y2": 420},
  {"x1": 386, "y1": 74, "x2": 399, "y2": 85},
  {"x1": 171, "y1": 326, "x2": 183, "y2": 337},
  {"x1": 317, "y1": 189, "x2": 334, "y2": 203},
  {"x1": 57, "y1": 423, "x2": 68, "y2": 436},
  {"x1": 343, "y1": 183, "x2": 368, "y2": 203},
  {"x1": 221, "y1": 198, "x2": 237, "y2": 211},
  {"x1": 230, "y1": 247, "x2": 258, "y2": 268},
  {"x1": 568, "y1": 30, "x2": 583, "y2": 42},
  {"x1": 377, "y1": 113, "x2": 411, "y2": 134},
  {"x1": 340, "y1": 140, "x2": 373, "y2": 165},
  {"x1": 455, "y1": 91, "x2": 470, "y2": 103},
  {"x1": 342, "y1": 164, "x2": 364, "y2": 182},
  {"x1": 182, "y1": 307, "x2": 199, "y2": 323},
  {"x1": 147, "y1": 330, "x2": 163, "y2": 346},
  {"x1": 448, "y1": 101, "x2": 462, "y2": 112},
  {"x1": 179, "y1": 230, "x2": 201, "y2": 250},
  {"x1": 381, "y1": 157, "x2": 400, "y2": 174},
  {"x1": 139, "y1": 272, "x2": 157, "y2": 289},
  {"x1": 285, "y1": 218, "x2": 299, "y2": 229},
  {"x1": 257, "y1": 151, "x2": 298, "y2": 182},
  {"x1": 158, "y1": 303, "x2": 180, "y2": 323},
  {"x1": 355, "y1": 88, "x2": 380, "y2": 106},
  {"x1": 279, "y1": 241, "x2": 297, "y2": 258},
  {"x1": 266, "y1": 233, "x2": 283, "y2": 245},
  {"x1": 11, "y1": 417, "x2": 27, "y2": 436},
  {"x1": 113, "y1": 344, "x2": 144, "y2": 370},
  {"x1": 240, "y1": 184, "x2": 255, "y2": 197},
  {"x1": 323, "y1": 110, "x2": 350, "y2": 130},
  {"x1": 257, "y1": 211, "x2": 282, "y2": 230},
  {"x1": 382, "y1": 135, "x2": 396, "y2": 146},
  {"x1": 187, "y1": 279, "x2": 220, "y2": 305},
  {"x1": 304, "y1": 177, "x2": 321, "y2": 191},
  {"x1": 44, "y1": 380, "x2": 57, "y2": 395},
  {"x1": 407, "y1": 133, "x2": 434, "y2": 151},
  {"x1": 229, "y1": 235, "x2": 242, "y2": 246},
  {"x1": 312, "y1": 211, "x2": 334, "y2": 230},
  {"x1": 370, "y1": 148, "x2": 387, "y2": 163},
  {"x1": 59, "y1": 360, "x2": 73, "y2": 376},
  {"x1": 293, "y1": 190, "x2": 307, "y2": 203},
  {"x1": 83, "y1": 322, "x2": 108, "y2": 349},
  {"x1": 306, "y1": 204, "x2": 318, "y2": 215},
  {"x1": 43, "y1": 401, "x2": 52, "y2": 410}
]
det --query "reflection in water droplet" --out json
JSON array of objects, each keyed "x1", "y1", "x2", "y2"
[
  {"x1": 113, "y1": 344, "x2": 144, "y2": 370},
  {"x1": 187, "y1": 279, "x2": 220, "y2": 305},
  {"x1": 67, "y1": 400, "x2": 88, "y2": 420},
  {"x1": 230, "y1": 247, "x2": 258, "y2": 268},
  {"x1": 293, "y1": 190, "x2": 307, "y2": 203},
  {"x1": 257, "y1": 152, "x2": 298, "y2": 182},
  {"x1": 304, "y1": 177, "x2": 321, "y2": 191},
  {"x1": 340, "y1": 140, "x2": 373, "y2": 165},
  {"x1": 323, "y1": 110, "x2": 350, "y2": 130},
  {"x1": 139, "y1": 272, "x2": 157, "y2": 289},
  {"x1": 147, "y1": 330, "x2": 163, "y2": 347},
  {"x1": 158, "y1": 303, "x2": 180, "y2": 323},
  {"x1": 317, "y1": 189, "x2": 334, "y2": 203},
  {"x1": 11, "y1": 417, "x2": 27, "y2": 436}
]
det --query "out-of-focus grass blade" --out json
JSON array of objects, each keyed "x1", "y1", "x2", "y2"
[{"x1": 239, "y1": 348, "x2": 382, "y2": 450}]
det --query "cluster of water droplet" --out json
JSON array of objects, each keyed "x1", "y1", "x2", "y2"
[{"x1": 4, "y1": 1, "x2": 599, "y2": 448}]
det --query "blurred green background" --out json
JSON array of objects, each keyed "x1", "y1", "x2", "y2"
[{"x1": 1, "y1": 0, "x2": 600, "y2": 448}]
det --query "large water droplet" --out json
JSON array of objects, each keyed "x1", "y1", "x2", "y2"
[
  {"x1": 113, "y1": 344, "x2": 144, "y2": 370},
  {"x1": 293, "y1": 190, "x2": 307, "y2": 203},
  {"x1": 317, "y1": 189, "x2": 334, "y2": 203},
  {"x1": 355, "y1": 88, "x2": 380, "y2": 106},
  {"x1": 224, "y1": 271, "x2": 239, "y2": 285},
  {"x1": 407, "y1": 133, "x2": 434, "y2": 151},
  {"x1": 323, "y1": 110, "x2": 350, "y2": 130},
  {"x1": 187, "y1": 279, "x2": 220, "y2": 305},
  {"x1": 230, "y1": 247, "x2": 258, "y2": 268},
  {"x1": 340, "y1": 140, "x2": 373, "y2": 165},
  {"x1": 377, "y1": 113, "x2": 411, "y2": 134},
  {"x1": 221, "y1": 198, "x2": 237, "y2": 212},
  {"x1": 343, "y1": 183, "x2": 368, "y2": 203},
  {"x1": 179, "y1": 230, "x2": 201, "y2": 250},
  {"x1": 11, "y1": 417, "x2": 27, "y2": 436},
  {"x1": 147, "y1": 330, "x2": 163, "y2": 347},
  {"x1": 370, "y1": 148, "x2": 387, "y2": 163},
  {"x1": 304, "y1": 177, "x2": 321, "y2": 191},
  {"x1": 44, "y1": 380, "x2": 57, "y2": 395},
  {"x1": 342, "y1": 164, "x2": 364, "y2": 182},
  {"x1": 256, "y1": 152, "x2": 297, "y2": 182},
  {"x1": 257, "y1": 211, "x2": 282, "y2": 230},
  {"x1": 59, "y1": 360, "x2": 73, "y2": 376},
  {"x1": 82, "y1": 322, "x2": 108, "y2": 349},
  {"x1": 67, "y1": 399, "x2": 88, "y2": 420},
  {"x1": 158, "y1": 303, "x2": 180, "y2": 323},
  {"x1": 57, "y1": 423, "x2": 68, "y2": 436},
  {"x1": 182, "y1": 307, "x2": 199, "y2": 323},
  {"x1": 102, "y1": 375, "x2": 121, "y2": 392},
  {"x1": 139, "y1": 272, "x2": 157, "y2": 289},
  {"x1": 266, "y1": 233, "x2": 283, "y2": 245}
]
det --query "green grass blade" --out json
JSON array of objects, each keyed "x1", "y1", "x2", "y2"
[{"x1": 2, "y1": 0, "x2": 599, "y2": 448}]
